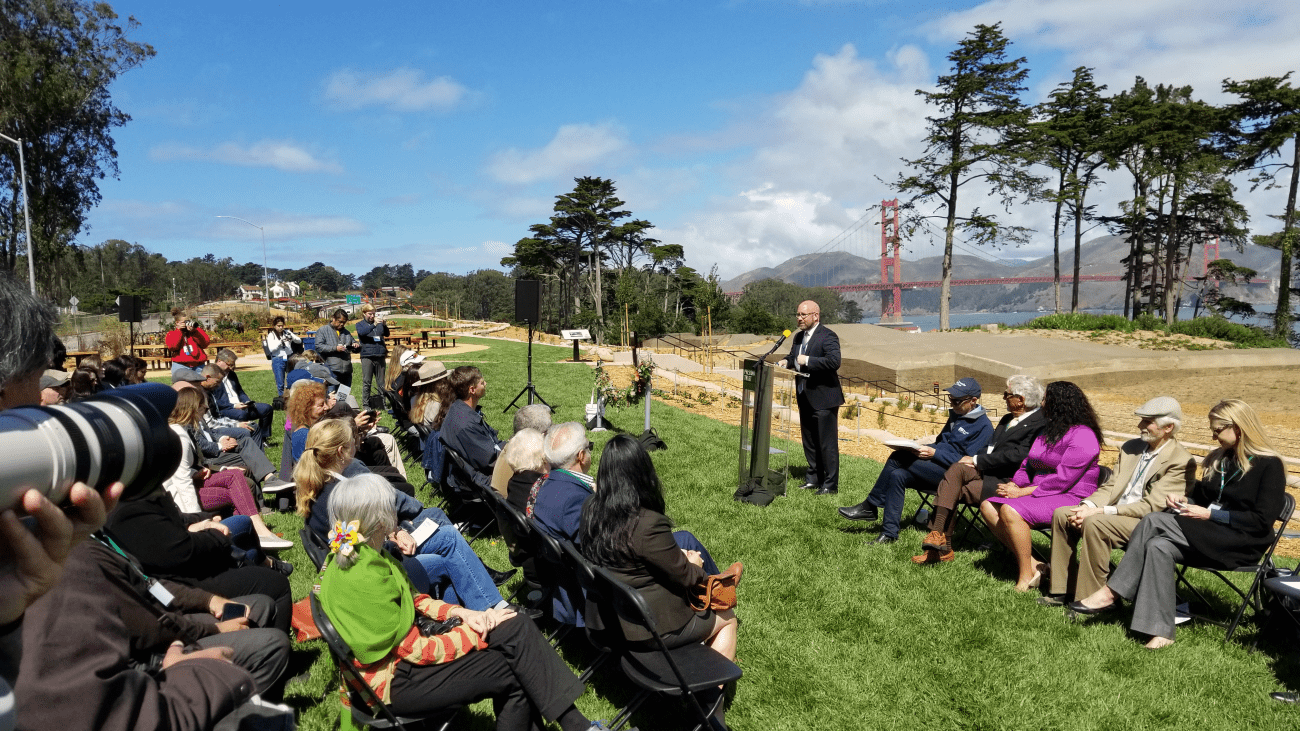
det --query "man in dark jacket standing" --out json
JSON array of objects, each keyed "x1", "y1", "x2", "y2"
[
  {"x1": 354, "y1": 303, "x2": 390, "y2": 409},
  {"x1": 780, "y1": 300, "x2": 845, "y2": 496}
]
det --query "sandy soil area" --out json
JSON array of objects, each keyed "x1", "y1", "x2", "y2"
[{"x1": 1010, "y1": 327, "x2": 1237, "y2": 351}]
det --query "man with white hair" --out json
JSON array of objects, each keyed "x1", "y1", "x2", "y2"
[
  {"x1": 1042, "y1": 396, "x2": 1196, "y2": 605},
  {"x1": 530, "y1": 422, "x2": 593, "y2": 545}
]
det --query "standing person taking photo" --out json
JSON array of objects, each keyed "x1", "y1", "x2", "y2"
[
  {"x1": 316, "y1": 308, "x2": 358, "y2": 390},
  {"x1": 355, "y1": 304, "x2": 390, "y2": 410},
  {"x1": 165, "y1": 307, "x2": 210, "y2": 380},
  {"x1": 264, "y1": 316, "x2": 301, "y2": 398}
]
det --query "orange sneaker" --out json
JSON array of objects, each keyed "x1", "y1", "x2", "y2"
[
  {"x1": 921, "y1": 531, "x2": 951, "y2": 553},
  {"x1": 911, "y1": 549, "x2": 941, "y2": 564}
]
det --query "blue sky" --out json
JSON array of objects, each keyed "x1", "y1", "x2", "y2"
[{"x1": 83, "y1": 0, "x2": 1299, "y2": 281}]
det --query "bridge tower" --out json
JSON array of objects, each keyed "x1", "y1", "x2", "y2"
[
  {"x1": 1203, "y1": 235, "x2": 1220, "y2": 278},
  {"x1": 880, "y1": 199, "x2": 902, "y2": 322}
]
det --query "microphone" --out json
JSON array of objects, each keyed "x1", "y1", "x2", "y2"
[{"x1": 762, "y1": 329, "x2": 793, "y2": 359}]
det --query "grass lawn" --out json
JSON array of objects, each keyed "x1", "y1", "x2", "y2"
[{"x1": 196, "y1": 337, "x2": 1300, "y2": 730}]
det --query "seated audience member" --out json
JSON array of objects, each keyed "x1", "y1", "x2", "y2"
[
  {"x1": 173, "y1": 375, "x2": 293, "y2": 493},
  {"x1": 201, "y1": 364, "x2": 267, "y2": 446},
  {"x1": 440, "y1": 366, "x2": 506, "y2": 496},
  {"x1": 17, "y1": 534, "x2": 292, "y2": 730},
  {"x1": 528, "y1": 424, "x2": 719, "y2": 626},
  {"x1": 68, "y1": 358, "x2": 102, "y2": 398},
  {"x1": 839, "y1": 377, "x2": 994, "y2": 543},
  {"x1": 578, "y1": 434, "x2": 736, "y2": 726},
  {"x1": 1070, "y1": 399, "x2": 1286, "y2": 649},
  {"x1": 130, "y1": 355, "x2": 148, "y2": 384},
  {"x1": 982, "y1": 380, "x2": 1103, "y2": 591},
  {"x1": 912, "y1": 375, "x2": 1047, "y2": 564},
  {"x1": 38, "y1": 369, "x2": 70, "y2": 405},
  {"x1": 166, "y1": 308, "x2": 210, "y2": 379},
  {"x1": 287, "y1": 378, "x2": 402, "y2": 483},
  {"x1": 503, "y1": 428, "x2": 548, "y2": 512},
  {"x1": 213, "y1": 348, "x2": 274, "y2": 445},
  {"x1": 0, "y1": 272, "x2": 126, "y2": 730},
  {"x1": 295, "y1": 419, "x2": 512, "y2": 608},
  {"x1": 164, "y1": 386, "x2": 293, "y2": 550},
  {"x1": 1042, "y1": 396, "x2": 1195, "y2": 605},
  {"x1": 408, "y1": 360, "x2": 451, "y2": 427},
  {"x1": 316, "y1": 475, "x2": 608, "y2": 731},
  {"x1": 101, "y1": 354, "x2": 135, "y2": 389},
  {"x1": 315, "y1": 308, "x2": 358, "y2": 388},
  {"x1": 104, "y1": 481, "x2": 294, "y2": 634},
  {"x1": 264, "y1": 316, "x2": 301, "y2": 397},
  {"x1": 492, "y1": 403, "x2": 554, "y2": 499},
  {"x1": 385, "y1": 344, "x2": 422, "y2": 397}
]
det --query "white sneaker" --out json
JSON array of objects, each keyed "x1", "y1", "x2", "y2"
[
  {"x1": 259, "y1": 534, "x2": 294, "y2": 551},
  {"x1": 261, "y1": 476, "x2": 295, "y2": 493}
]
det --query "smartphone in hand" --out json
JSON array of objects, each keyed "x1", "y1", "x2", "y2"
[{"x1": 220, "y1": 602, "x2": 248, "y2": 621}]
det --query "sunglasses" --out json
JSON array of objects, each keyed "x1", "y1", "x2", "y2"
[{"x1": 1210, "y1": 423, "x2": 1235, "y2": 437}]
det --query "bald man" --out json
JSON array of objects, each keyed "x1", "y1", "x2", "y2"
[{"x1": 779, "y1": 300, "x2": 845, "y2": 495}]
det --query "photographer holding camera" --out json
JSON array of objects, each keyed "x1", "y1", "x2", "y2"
[
  {"x1": 166, "y1": 308, "x2": 211, "y2": 380},
  {"x1": 1, "y1": 274, "x2": 287, "y2": 731}
]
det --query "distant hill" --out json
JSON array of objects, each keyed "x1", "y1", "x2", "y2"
[{"x1": 720, "y1": 235, "x2": 1282, "y2": 314}]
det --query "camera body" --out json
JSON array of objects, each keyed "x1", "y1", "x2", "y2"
[
  {"x1": 184, "y1": 319, "x2": 198, "y2": 330},
  {"x1": 0, "y1": 383, "x2": 181, "y2": 511}
]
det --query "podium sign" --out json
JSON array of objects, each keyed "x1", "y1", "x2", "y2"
[{"x1": 738, "y1": 358, "x2": 785, "y2": 493}]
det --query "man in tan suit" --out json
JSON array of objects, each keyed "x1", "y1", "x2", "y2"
[{"x1": 1042, "y1": 396, "x2": 1197, "y2": 605}]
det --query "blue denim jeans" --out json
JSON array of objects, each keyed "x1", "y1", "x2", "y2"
[
  {"x1": 271, "y1": 357, "x2": 288, "y2": 395},
  {"x1": 171, "y1": 362, "x2": 204, "y2": 380},
  {"x1": 223, "y1": 515, "x2": 264, "y2": 566},
  {"x1": 406, "y1": 508, "x2": 502, "y2": 611},
  {"x1": 865, "y1": 452, "x2": 949, "y2": 539}
]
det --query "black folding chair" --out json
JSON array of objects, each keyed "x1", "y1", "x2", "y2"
[
  {"x1": 308, "y1": 592, "x2": 457, "y2": 730},
  {"x1": 300, "y1": 526, "x2": 329, "y2": 572},
  {"x1": 556, "y1": 539, "x2": 615, "y2": 684},
  {"x1": 585, "y1": 564, "x2": 743, "y2": 731},
  {"x1": 1176, "y1": 492, "x2": 1295, "y2": 642},
  {"x1": 440, "y1": 443, "x2": 496, "y2": 542}
]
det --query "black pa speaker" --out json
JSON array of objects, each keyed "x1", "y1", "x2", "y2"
[
  {"x1": 117, "y1": 295, "x2": 142, "y2": 323},
  {"x1": 514, "y1": 280, "x2": 541, "y2": 324}
]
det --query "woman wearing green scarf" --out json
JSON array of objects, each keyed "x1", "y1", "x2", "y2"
[{"x1": 319, "y1": 474, "x2": 623, "y2": 731}]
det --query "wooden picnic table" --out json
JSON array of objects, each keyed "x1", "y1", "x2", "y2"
[
  {"x1": 134, "y1": 344, "x2": 173, "y2": 371},
  {"x1": 65, "y1": 350, "x2": 99, "y2": 368},
  {"x1": 206, "y1": 342, "x2": 254, "y2": 358}
]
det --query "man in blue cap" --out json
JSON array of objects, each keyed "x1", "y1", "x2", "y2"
[{"x1": 837, "y1": 377, "x2": 993, "y2": 543}]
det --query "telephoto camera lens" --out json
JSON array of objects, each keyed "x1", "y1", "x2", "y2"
[{"x1": 0, "y1": 382, "x2": 181, "y2": 510}]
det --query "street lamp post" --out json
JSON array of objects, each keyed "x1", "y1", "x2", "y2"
[
  {"x1": 215, "y1": 215, "x2": 271, "y2": 316},
  {"x1": 0, "y1": 132, "x2": 37, "y2": 295}
]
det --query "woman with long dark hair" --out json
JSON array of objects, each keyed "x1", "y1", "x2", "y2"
[
  {"x1": 578, "y1": 435, "x2": 736, "y2": 662},
  {"x1": 981, "y1": 380, "x2": 1103, "y2": 591}
]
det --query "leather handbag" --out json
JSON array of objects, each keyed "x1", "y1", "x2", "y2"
[{"x1": 691, "y1": 561, "x2": 744, "y2": 611}]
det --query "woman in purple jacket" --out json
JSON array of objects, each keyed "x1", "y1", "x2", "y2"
[{"x1": 981, "y1": 380, "x2": 1102, "y2": 591}]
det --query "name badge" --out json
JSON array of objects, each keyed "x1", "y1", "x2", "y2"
[
  {"x1": 148, "y1": 579, "x2": 175, "y2": 608},
  {"x1": 1209, "y1": 503, "x2": 1222, "y2": 512}
]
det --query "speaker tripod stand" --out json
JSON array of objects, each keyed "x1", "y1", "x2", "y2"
[{"x1": 504, "y1": 321, "x2": 551, "y2": 413}]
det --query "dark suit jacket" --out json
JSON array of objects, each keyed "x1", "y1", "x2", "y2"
[
  {"x1": 586, "y1": 509, "x2": 706, "y2": 642},
  {"x1": 781, "y1": 324, "x2": 845, "y2": 411},
  {"x1": 977, "y1": 409, "x2": 1047, "y2": 485},
  {"x1": 213, "y1": 370, "x2": 252, "y2": 412}
]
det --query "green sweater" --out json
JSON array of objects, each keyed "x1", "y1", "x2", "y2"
[{"x1": 319, "y1": 546, "x2": 416, "y2": 664}]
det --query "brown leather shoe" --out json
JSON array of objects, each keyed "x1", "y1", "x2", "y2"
[
  {"x1": 921, "y1": 531, "x2": 951, "y2": 553},
  {"x1": 911, "y1": 549, "x2": 941, "y2": 564}
]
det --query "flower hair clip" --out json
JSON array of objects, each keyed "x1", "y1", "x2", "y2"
[{"x1": 329, "y1": 520, "x2": 363, "y2": 558}]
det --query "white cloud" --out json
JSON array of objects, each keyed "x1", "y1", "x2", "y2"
[
  {"x1": 97, "y1": 199, "x2": 367, "y2": 243},
  {"x1": 150, "y1": 140, "x2": 342, "y2": 174},
  {"x1": 485, "y1": 123, "x2": 631, "y2": 185},
  {"x1": 323, "y1": 67, "x2": 469, "y2": 112}
]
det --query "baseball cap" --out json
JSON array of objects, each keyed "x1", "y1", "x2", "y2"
[
  {"x1": 943, "y1": 377, "x2": 982, "y2": 399},
  {"x1": 400, "y1": 350, "x2": 425, "y2": 367},
  {"x1": 40, "y1": 370, "x2": 71, "y2": 390}
]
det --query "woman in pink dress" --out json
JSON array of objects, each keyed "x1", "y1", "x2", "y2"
[{"x1": 982, "y1": 380, "x2": 1102, "y2": 591}]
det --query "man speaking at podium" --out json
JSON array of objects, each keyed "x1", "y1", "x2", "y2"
[{"x1": 779, "y1": 300, "x2": 845, "y2": 495}]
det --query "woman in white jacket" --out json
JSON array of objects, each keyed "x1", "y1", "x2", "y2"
[
  {"x1": 265, "y1": 316, "x2": 301, "y2": 397},
  {"x1": 166, "y1": 386, "x2": 292, "y2": 550}
]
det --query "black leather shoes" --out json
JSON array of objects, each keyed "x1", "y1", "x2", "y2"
[
  {"x1": 505, "y1": 603, "x2": 544, "y2": 621},
  {"x1": 814, "y1": 486, "x2": 838, "y2": 495},
  {"x1": 487, "y1": 566, "x2": 518, "y2": 586},
  {"x1": 1066, "y1": 598, "x2": 1120, "y2": 615},
  {"x1": 838, "y1": 503, "x2": 878, "y2": 521},
  {"x1": 1271, "y1": 692, "x2": 1300, "y2": 704},
  {"x1": 1037, "y1": 594, "x2": 1068, "y2": 607},
  {"x1": 873, "y1": 535, "x2": 897, "y2": 544},
  {"x1": 797, "y1": 482, "x2": 819, "y2": 491}
]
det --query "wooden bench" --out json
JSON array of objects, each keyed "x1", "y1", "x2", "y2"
[{"x1": 64, "y1": 350, "x2": 99, "y2": 368}]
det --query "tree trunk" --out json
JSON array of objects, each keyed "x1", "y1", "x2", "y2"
[
  {"x1": 1071, "y1": 185, "x2": 1086, "y2": 313},
  {"x1": 941, "y1": 170, "x2": 959, "y2": 331},
  {"x1": 1052, "y1": 170, "x2": 1064, "y2": 314},
  {"x1": 1164, "y1": 177, "x2": 1181, "y2": 325},
  {"x1": 1274, "y1": 135, "x2": 1299, "y2": 340},
  {"x1": 593, "y1": 244, "x2": 604, "y2": 345}
]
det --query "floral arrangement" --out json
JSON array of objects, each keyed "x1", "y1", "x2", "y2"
[{"x1": 594, "y1": 354, "x2": 656, "y2": 407}]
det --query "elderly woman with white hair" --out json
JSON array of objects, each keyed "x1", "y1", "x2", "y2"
[
  {"x1": 318, "y1": 474, "x2": 618, "y2": 731},
  {"x1": 912, "y1": 374, "x2": 1048, "y2": 564}
]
